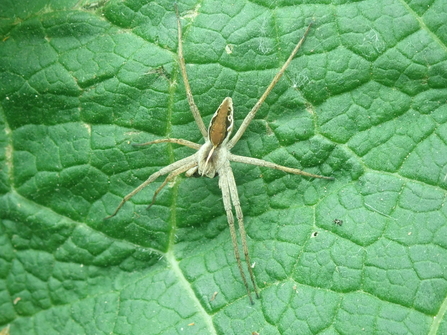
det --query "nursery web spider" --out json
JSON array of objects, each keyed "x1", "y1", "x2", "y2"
[{"x1": 105, "y1": 6, "x2": 333, "y2": 304}]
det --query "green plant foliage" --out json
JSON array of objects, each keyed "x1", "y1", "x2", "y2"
[{"x1": 1, "y1": 0, "x2": 447, "y2": 334}]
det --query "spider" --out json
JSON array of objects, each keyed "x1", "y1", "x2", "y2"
[{"x1": 105, "y1": 5, "x2": 334, "y2": 304}]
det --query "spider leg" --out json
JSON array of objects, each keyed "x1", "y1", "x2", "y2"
[
  {"x1": 105, "y1": 154, "x2": 198, "y2": 219},
  {"x1": 147, "y1": 159, "x2": 198, "y2": 210},
  {"x1": 225, "y1": 163, "x2": 260, "y2": 300},
  {"x1": 229, "y1": 153, "x2": 334, "y2": 180},
  {"x1": 228, "y1": 23, "x2": 313, "y2": 149},
  {"x1": 133, "y1": 138, "x2": 201, "y2": 150},
  {"x1": 175, "y1": 4, "x2": 208, "y2": 139},
  {"x1": 219, "y1": 162, "x2": 257, "y2": 304}
]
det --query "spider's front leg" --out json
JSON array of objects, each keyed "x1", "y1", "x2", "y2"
[{"x1": 218, "y1": 161, "x2": 259, "y2": 304}]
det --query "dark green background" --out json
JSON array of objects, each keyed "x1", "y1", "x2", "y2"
[{"x1": 1, "y1": 0, "x2": 446, "y2": 334}]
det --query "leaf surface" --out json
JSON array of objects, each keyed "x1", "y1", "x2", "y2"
[{"x1": 1, "y1": 0, "x2": 447, "y2": 334}]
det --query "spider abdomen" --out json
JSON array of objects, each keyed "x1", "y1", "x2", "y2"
[{"x1": 208, "y1": 97, "x2": 234, "y2": 147}]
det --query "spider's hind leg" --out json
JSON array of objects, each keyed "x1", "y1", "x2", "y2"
[{"x1": 174, "y1": 3, "x2": 208, "y2": 139}]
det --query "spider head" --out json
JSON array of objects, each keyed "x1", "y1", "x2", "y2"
[{"x1": 197, "y1": 140, "x2": 229, "y2": 178}]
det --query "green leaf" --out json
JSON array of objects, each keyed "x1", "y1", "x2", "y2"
[{"x1": 1, "y1": 0, "x2": 447, "y2": 334}]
